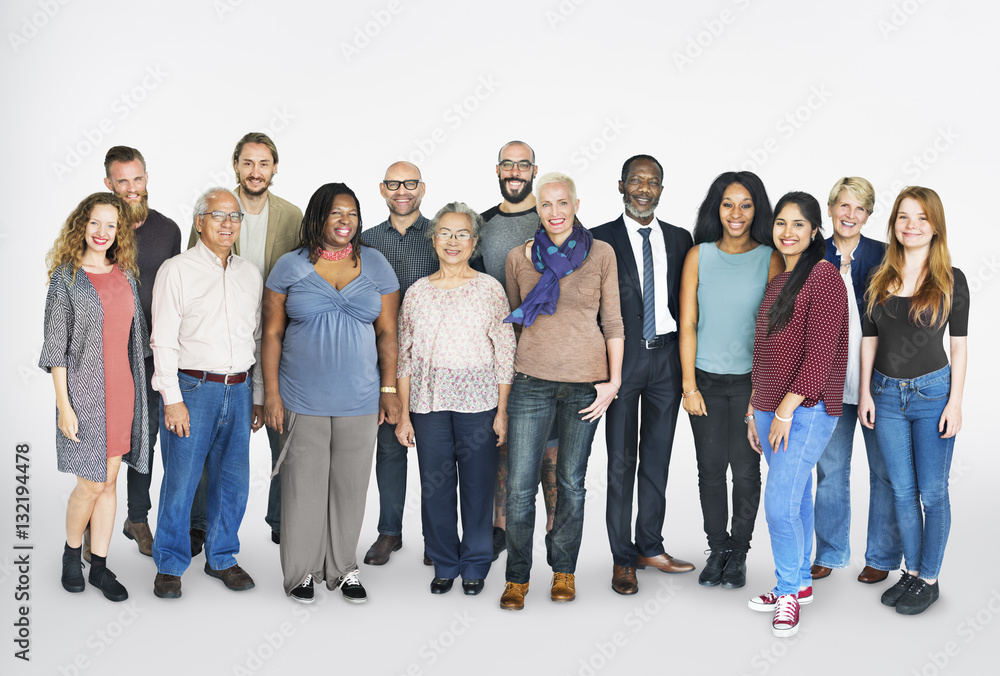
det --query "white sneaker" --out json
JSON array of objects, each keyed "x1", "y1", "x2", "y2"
[{"x1": 771, "y1": 594, "x2": 800, "y2": 637}]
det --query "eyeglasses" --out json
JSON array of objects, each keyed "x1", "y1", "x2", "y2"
[
  {"x1": 498, "y1": 160, "x2": 533, "y2": 171},
  {"x1": 383, "y1": 180, "x2": 421, "y2": 191},
  {"x1": 200, "y1": 211, "x2": 244, "y2": 223},
  {"x1": 434, "y1": 230, "x2": 474, "y2": 241}
]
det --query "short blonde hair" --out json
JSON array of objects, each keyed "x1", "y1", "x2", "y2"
[
  {"x1": 827, "y1": 176, "x2": 875, "y2": 214},
  {"x1": 534, "y1": 171, "x2": 577, "y2": 203}
]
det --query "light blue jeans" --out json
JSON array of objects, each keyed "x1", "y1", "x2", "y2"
[
  {"x1": 813, "y1": 403, "x2": 902, "y2": 570},
  {"x1": 755, "y1": 402, "x2": 838, "y2": 597},
  {"x1": 871, "y1": 365, "x2": 955, "y2": 579}
]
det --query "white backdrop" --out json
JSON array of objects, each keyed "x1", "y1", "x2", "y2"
[{"x1": 2, "y1": 1, "x2": 997, "y2": 675}]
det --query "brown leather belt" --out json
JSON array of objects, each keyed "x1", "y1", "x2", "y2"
[{"x1": 179, "y1": 367, "x2": 252, "y2": 385}]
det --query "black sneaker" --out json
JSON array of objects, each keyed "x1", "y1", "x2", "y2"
[
  {"x1": 721, "y1": 551, "x2": 747, "y2": 589},
  {"x1": 698, "y1": 549, "x2": 730, "y2": 587},
  {"x1": 896, "y1": 579, "x2": 939, "y2": 615},
  {"x1": 335, "y1": 569, "x2": 367, "y2": 604},
  {"x1": 881, "y1": 571, "x2": 916, "y2": 607},
  {"x1": 290, "y1": 575, "x2": 314, "y2": 604},
  {"x1": 61, "y1": 551, "x2": 85, "y2": 593},
  {"x1": 89, "y1": 567, "x2": 128, "y2": 602},
  {"x1": 492, "y1": 527, "x2": 506, "y2": 562}
]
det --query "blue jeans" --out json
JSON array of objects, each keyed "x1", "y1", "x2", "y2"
[
  {"x1": 755, "y1": 402, "x2": 838, "y2": 597},
  {"x1": 871, "y1": 365, "x2": 955, "y2": 579},
  {"x1": 505, "y1": 374, "x2": 599, "y2": 584},
  {"x1": 374, "y1": 422, "x2": 409, "y2": 537},
  {"x1": 814, "y1": 403, "x2": 901, "y2": 570},
  {"x1": 412, "y1": 409, "x2": 498, "y2": 580},
  {"x1": 152, "y1": 371, "x2": 252, "y2": 576}
]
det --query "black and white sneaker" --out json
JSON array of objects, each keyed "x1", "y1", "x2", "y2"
[
  {"x1": 289, "y1": 574, "x2": 314, "y2": 604},
  {"x1": 335, "y1": 569, "x2": 367, "y2": 604}
]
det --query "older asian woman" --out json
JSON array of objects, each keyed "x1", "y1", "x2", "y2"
[
  {"x1": 40, "y1": 192, "x2": 150, "y2": 602},
  {"x1": 500, "y1": 172, "x2": 624, "y2": 610},
  {"x1": 262, "y1": 183, "x2": 401, "y2": 605},
  {"x1": 394, "y1": 202, "x2": 516, "y2": 595}
]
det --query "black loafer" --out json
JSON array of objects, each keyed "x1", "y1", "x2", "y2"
[
  {"x1": 462, "y1": 578, "x2": 484, "y2": 595},
  {"x1": 430, "y1": 577, "x2": 454, "y2": 594}
]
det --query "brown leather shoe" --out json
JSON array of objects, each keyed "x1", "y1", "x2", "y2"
[
  {"x1": 153, "y1": 573, "x2": 182, "y2": 599},
  {"x1": 204, "y1": 563, "x2": 255, "y2": 591},
  {"x1": 551, "y1": 572, "x2": 576, "y2": 602},
  {"x1": 858, "y1": 566, "x2": 889, "y2": 584},
  {"x1": 123, "y1": 519, "x2": 153, "y2": 557},
  {"x1": 636, "y1": 553, "x2": 695, "y2": 574},
  {"x1": 810, "y1": 564, "x2": 832, "y2": 580},
  {"x1": 500, "y1": 581, "x2": 529, "y2": 610},
  {"x1": 612, "y1": 565, "x2": 638, "y2": 595},
  {"x1": 363, "y1": 534, "x2": 402, "y2": 566}
]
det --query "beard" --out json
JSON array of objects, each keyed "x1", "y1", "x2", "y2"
[
  {"x1": 623, "y1": 193, "x2": 656, "y2": 221},
  {"x1": 122, "y1": 192, "x2": 150, "y2": 225},
  {"x1": 241, "y1": 176, "x2": 271, "y2": 198},
  {"x1": 499, "y1": 176, "x2": 533, "y2": 205}
]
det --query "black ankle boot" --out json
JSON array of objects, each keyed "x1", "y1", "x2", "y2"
[{"x1": 61, "y1": 543, "x2": 85, "y2": 593}]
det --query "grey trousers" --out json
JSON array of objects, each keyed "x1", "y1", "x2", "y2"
[{"x1": 276, "y1": 411, "x2": 378, "y2": 595}]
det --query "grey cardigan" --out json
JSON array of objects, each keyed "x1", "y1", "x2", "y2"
[{"x1": 39, "y1": 264, "x2": 151, "y2": 482}]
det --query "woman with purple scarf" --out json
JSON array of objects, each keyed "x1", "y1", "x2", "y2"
[{"x1": 498, "y1": 172, "x2": 625, "y2": 611}]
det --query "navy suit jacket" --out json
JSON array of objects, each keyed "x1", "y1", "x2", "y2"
[
  {"x1": 824, "y1": 234, "x2": 885, "y2": 313},
  {"x1": 592, "y1": 215, "x2": 693, "y2": 383}
]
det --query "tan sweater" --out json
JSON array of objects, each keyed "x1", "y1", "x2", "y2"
[{"x1": 505, "y1": 239, "x2": 624, "y2": 383}]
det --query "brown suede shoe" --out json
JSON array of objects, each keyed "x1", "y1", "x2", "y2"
[
  {"x1": 204, "y1": 563, "x2": 255, "y2": 591},
  {"x1": 858, "y1": 566, "x2": 889, "y2": 584},
  {"x1": 500, "y1": 581, "x2": 529, "y2": 610},
  {"x1": 123, "y1": 519, "x2": 153, "y2": 557},
  {"x1": 153, "y1": 573, "x2": 182, "y2": 599},
  {"x1": 636, "y1": 553, "x2": 695, "y2": 574},
  {"x1": 612, "y1": 565, "x2": 638, "y2": 595},
  {"x1": 363, "y1": 534, "x2": 402, "y2": 566},
  {"x1": 810, "y1": 564, "x2": 832, "y2": 580},
  {"x1": 551, "y1": 572, "x2": 576, "y2": 602}
]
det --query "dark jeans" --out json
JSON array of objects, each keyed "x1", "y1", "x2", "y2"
[
  {"x1": 412, "y1": 409, "x2": 498, "y2": 580},
  {"x1": 126, "y1": 357, "x2": 158, "y2": 523},
  {"x1": 374, "y1": 422, "x2": 409, "y2": 537},
  {"x1": 265, "y1": 425, "x2": 282, "y2": 534},
  {"x1": 505, "y1": 373, "x2": 599, "y2": 584},
  {"x1": 688, "y1": 369, "x2": 760, "y2": 554}
]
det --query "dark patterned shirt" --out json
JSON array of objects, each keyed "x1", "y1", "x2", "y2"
[{"x1": 361, "y1": 214, "x2": 438, "y2": 297}]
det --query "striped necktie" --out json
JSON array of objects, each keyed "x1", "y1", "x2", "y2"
[{"x1": 639, "y1": 227, "x2": 656, "y2": 341}]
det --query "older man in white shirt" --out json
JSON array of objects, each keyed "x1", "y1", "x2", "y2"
[{"x1": 150, "y1": 187, "x2": 264, "y2": 599}]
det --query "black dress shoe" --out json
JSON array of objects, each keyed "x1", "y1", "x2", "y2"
[
  {"x1": 61, "y1": 551, "x2": 85, "y2": 593},
  {"x1": 271, "y1": 530, "x2": 281, "y2": 545},
  {"x1": 89, "y1": 567, "x2": 128, "y2": 602},
  {"x1": 698, "y1": 549, "x2": 729, "y2": 587},
  {"x1": 430, "y1": 577, "x2": 454, "y2": 594},
  {"x1": 462, "y1": 578, "x2": 484, "y2": 595},
  {"x1": 190, "y1": 529, "x2": 207, "y2": 557},
  {"x1": 492, "y1": 527, "x2": 506, "y2": 562},
  {"x1": 721, "y1": 551, "x2": 747, "y2": 589}
]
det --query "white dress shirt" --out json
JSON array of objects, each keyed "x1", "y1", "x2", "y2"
[
  {"x1": 151, "y1": 240, "x2": 264, "y2": 405},
  {"x1": 621, "y1": 212, "x2": 676, "y2": 335}
]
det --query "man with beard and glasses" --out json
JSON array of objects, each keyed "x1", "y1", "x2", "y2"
[
  {"x1": 360, "y1": 161, "x2": 438, "y2": 566},
  {"x1": 185, "y1": 132, "x2": 302, "y2": 551},
  {"x1": 96, "y1": 145, "x2": 181, "y2": 560},
  {"x1": 472, "y1": 140, "x2": 559, "y2": 563},
  {"x1": 592, "y1": 155, "x2": 695, "y2": 595}
]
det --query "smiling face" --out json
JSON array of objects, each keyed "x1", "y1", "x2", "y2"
[
  {"x1": 828, "y1": 189, "x2": 870, "y2": 244},
  {"x1": 719, "y1": 182, "x2": 755, "y2": 240},
  {"x1": 619, "y1": 158, "x2": 663, "y2": 225},
  {"x1": 496, "y1": 142, "x2": 536, "y2": 205},
  {"x1": 235, "y1": 142, "x2": 276, "y2": 198},
  {"x1": 773, "y1": 203, "x2": 815, "y2": 270},
  {"x1": 104, "y1": 159, "x2": 149, "y2": 225},
  {"x1": 894, "y1": 196, "x2": 935, "y2": 252},
  {"x1": 85, "y1": 204, "x2": 120, "y2": 255},
  {"x1": 196, "y1": 192, "x2": 242, "y2": 260},
  {"x1": 322, "y1": 194, "x2": 360, "y2": 251},
  {"x1": 432, "y1": 212, "x2": 476, "y2": 266},
  {"x1": 537, "y1": 181, "x2": 579, "y2": 245},
  {"x1": 380, "y1": 161, "x2": 424, "y2": 217}
]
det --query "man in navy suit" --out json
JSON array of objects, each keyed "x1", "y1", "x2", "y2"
[{"x1": 592, "y1": 155, "x2": 695, "y2": 595}]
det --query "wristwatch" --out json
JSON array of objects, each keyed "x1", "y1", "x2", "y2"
[{"x1": 744, "y1": 413, "x2": 755, "y2": 424}]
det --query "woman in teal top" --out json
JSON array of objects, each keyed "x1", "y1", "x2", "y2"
[{"x1": 679, "y1": 171, "x2": 783, "y2": 589}]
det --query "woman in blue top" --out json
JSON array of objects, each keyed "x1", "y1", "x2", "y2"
[
  {"x1": 262, "y1": 183, "x2": 401, "y2": 605},
  {"x1": 679, "y1": 171, "x2": 782, "y2": 589}
]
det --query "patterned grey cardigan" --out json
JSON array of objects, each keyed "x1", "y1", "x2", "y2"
[{"x1": 39, "y1": 264, "x2": 152, "y2": 482}]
